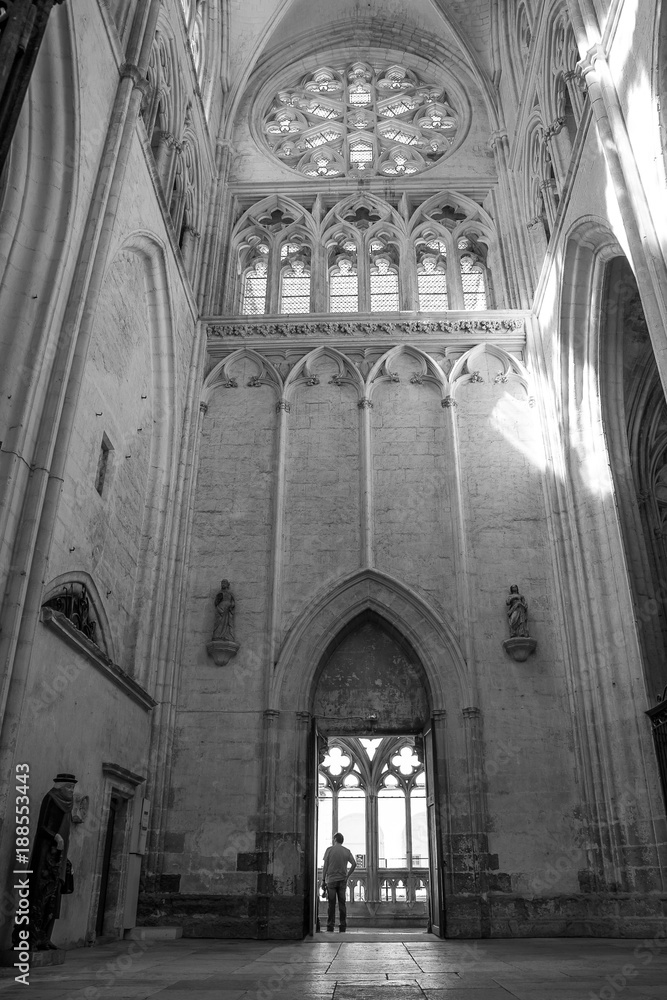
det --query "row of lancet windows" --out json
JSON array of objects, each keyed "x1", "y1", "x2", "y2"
[{"x1": 239, "y1": 233, "x2": 487, "y2": 315}]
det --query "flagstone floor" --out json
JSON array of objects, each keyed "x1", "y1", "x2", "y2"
[{"x1": 1, "y1": 930, "x2": 666, "y2": 1000}]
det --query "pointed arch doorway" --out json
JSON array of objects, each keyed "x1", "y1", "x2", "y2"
[{"x1": 308, "y1": 611, "x2": 444, "y2": 934}]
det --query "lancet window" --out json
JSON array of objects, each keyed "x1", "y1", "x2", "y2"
[
  {"x1": 317, "y1": 737, "x2": 429, "y2": 906},
  {"x1": 279, "y1": 239, "x2": 312, "y2": 314},
  {"x1": 328, "y1": 234, "x2": 359, "y2": 313},
  {"x1": 180, "y1": 0, "x2": 207, "y2": 85},
  {"x1": 231, "y1": 196, "x2": 497, "y2": 315},
  {"x1": 458, "y1": 237, "x2": 488, "y2": 310},
  {"x1": 240, "y1": 239, "x2": 270, "y2": 315},
  {"x1": 369, "y1": 238, "x2": 400, "y2": 312},
  {"x1": 262, "y1": 61, "x2": 460, "y2": 179},
  {"x1": 416, "y1": 236, "x2": 448, "y2": 311}
]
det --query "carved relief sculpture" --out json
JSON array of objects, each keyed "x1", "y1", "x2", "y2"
[
  {"x1": 207, "y1": 579, "x2": 240, "y2": 666},
  {"x1": 503, "y1": 584, "x2": 537, "y2": 661}
]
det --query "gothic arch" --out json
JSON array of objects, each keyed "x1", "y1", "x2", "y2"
[
  {"x1": 42, "y1": 571, "x2": 115, "y2": 662},
  {"x1": 366, "y1": 345, "x2": 447, "y2": 402},
  {"x1": 203, "y1": 348, "x2": 283, "y2": 400},
  {"x1": 270, "y1": 568, "x2": 472, "y2": 714},
  {"x1": 227, "y1": 4, "x2": 495, "y2": 147},
  {"x1": 284, "y1": 347, "x2": 364, "y2": 401},
  {"x1": 0, "y1": 4, "x2": 80, "y2": 613},
  {"x1": 100, "y1": 232, "x2": 177, "y2": 684}
]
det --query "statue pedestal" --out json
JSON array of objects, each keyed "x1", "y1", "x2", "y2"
[
  {"x1": 503, "y1": 637, "x2": 537, "y2": 662},
  {"x1": 0, "y1": 948, "x2": 66, "y2": 967},
  {"x1": 206, "y1": 639, "x2": 240, "y2": 666}
]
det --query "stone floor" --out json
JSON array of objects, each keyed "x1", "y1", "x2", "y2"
[{"x1": 1, "y1": 930, "x2": 666, "y2": 999}]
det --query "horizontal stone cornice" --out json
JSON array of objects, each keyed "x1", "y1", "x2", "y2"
[{"x1": 204, "y1": 312, "x2": 528, "y2": 354}]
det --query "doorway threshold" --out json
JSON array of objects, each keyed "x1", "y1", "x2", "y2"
[{"x1": 309, "y1": 928, "x2": 433, "y2": 942}]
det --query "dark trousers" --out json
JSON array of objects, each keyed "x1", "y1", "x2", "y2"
[{"x1": 326, "y1": 879, "x2": 347, "y2": 929}]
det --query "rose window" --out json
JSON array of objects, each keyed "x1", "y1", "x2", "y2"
[{"x1": 262, "y1": 61, "x2": 459, "y2": 179}]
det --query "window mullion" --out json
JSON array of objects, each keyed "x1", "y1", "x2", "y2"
[
  {"x1": 401, "y1": 239, "x2": 416, "y2": 310},
  {"x1": 367, "y1": 789, "x2": 378, "y2": 903},
  {"x1": 405, "y1": 785, "x2": 413, "y2": 872},
  {"x1": 267, "y1": 241, "x2": 281, "y2": 314},
  {"x1": 313, "y1": 242, "x2": 327, "y2": 313},
  {"x1": 358, "y1": 237, "x2": 370, "y2": 312},
  {"x1": 448, "y1": 244, "x2": 465, "y2": 309}
]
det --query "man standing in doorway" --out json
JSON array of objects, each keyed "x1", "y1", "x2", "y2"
[{"x1": 322, "y1": 832, "x2": 357, "y2": 932}]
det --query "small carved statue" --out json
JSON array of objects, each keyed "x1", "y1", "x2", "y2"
[
  {"x1": 506, "y1": 584, "x2": 530, "y2": 638},
  {"x1": 212, "y1": 579, "x2": 235, "y2": 642},
  {"x1": 13, "y1": 773, "x2": 76, "y2": 950}
]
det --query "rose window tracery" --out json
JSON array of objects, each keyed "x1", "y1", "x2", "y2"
[{"x1": 262, "y1": 61, "x2": 459, "y2": 179}]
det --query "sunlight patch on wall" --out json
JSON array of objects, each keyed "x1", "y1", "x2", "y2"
[{"x1": 490, "y1": 393, "x2": 548, "y2": 473}]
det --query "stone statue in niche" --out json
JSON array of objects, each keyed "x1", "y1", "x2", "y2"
[
  {"x1": 207, "y1": 579, "x2": 240, "y2": 666},
  {"x1": 12, "y1": 773, "x2": 76, "y2": 952},
  {"x1": 506, "y1": 584, "x2": 529, "y2": 637},
  {"x1": 212, "y1": 579, "x2": 235, "y2": 642},
  {"x1": 503, "y1": 585, "x2": 537, "y2": 662}
]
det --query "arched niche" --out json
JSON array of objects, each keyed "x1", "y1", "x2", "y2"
[
  {"x1": 313, "y1": 611, "x2": 430, "y2": 737},
  {"x1": 599, "y1": 255, "x2": 667, "y2": 699}
]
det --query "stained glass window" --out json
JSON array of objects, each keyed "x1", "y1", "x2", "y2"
[{"x1": 262, "y1": 61, "x2": 459, "y2": 179}]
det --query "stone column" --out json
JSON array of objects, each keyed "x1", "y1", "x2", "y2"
[{"x1": 358, "y1": 397, "x2": 374, "y2": 569}]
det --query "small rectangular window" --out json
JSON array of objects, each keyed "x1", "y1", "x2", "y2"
[{"x1": 95, "y1": 434, "x2": 113, "y2": 496}]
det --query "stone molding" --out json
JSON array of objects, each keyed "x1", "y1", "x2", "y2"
[
  {"x1": 40, "y1": 607, "x2": 156, "y2": 712},
  {"x1": 102, "y1": 762, "x2": 146, "y2": 787},
  {"x1": 206, "y1": 638, "x2": 240, "y2": 666},
  {"x1": 503, "y1": 636, "x2": 538, "y2": 662},
  {"x1": 207, "y1": 316, "x2": 526, "y2": 341}
]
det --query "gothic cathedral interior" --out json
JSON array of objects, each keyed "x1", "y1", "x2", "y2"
[{"x1": 1, "y1": 0, "x2": 667, "y2": 946}]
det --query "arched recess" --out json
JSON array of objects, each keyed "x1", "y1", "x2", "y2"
[
  {"x1": 555, "y1": 216, "x2": 667, "y2": 880},
  {"x1": 0, "y1": 4, "x2": 80, "y2": 576},
  {"x1": 270, "y1": 568, "x2": 472, "y2": 713},
  {"x1": 99, "y1": 232, "x2": 177, "y2": 686},
  {"x1": 267, "y1": 569, "x2": 487, "y2": 940},
  {"x1": 42, "y1": 571, "x2": 115, "y2": 662},
  {"x1": 226, "y1": 4, "x2": 498, "y2": 149},
  {"x1": 599, "y1": 256, "x2": 667, "y2": 701},
  {"x1": 313, "y1": 610, "x2": 431, "y2": 736}
]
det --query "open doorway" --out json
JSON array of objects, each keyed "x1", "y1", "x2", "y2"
[{"x1": 315, "y1": 735, "x2": 430, "y2": 929}]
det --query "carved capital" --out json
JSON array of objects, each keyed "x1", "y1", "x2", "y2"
[
  {"x1": 199, "y1": 401, "x2": 208, "y2": 414},
  {"x1": 544, "y1": 117, "x2": 566, "y2": 140},
  {"x1": 358, "y1": 397, "x2": 373, "y2": 409},
  {"x1": 276, "y1": 399, "x2": 291, "y2": 413},
  {"x1": 488, "y1": 129, "x2": 509, "y2": 151},
  {"x1": 121, "y1": 63, "x2": 152, "y2": 95},
  {"x1": 462, "y1": 706, "x2": 481, "y2": 720},
  {"x1": 441, "y1": 396, "x2": 456, "y2": 408},
  {"x1": 577, "y1": 43, "x2": 605, "y2": 83}
]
